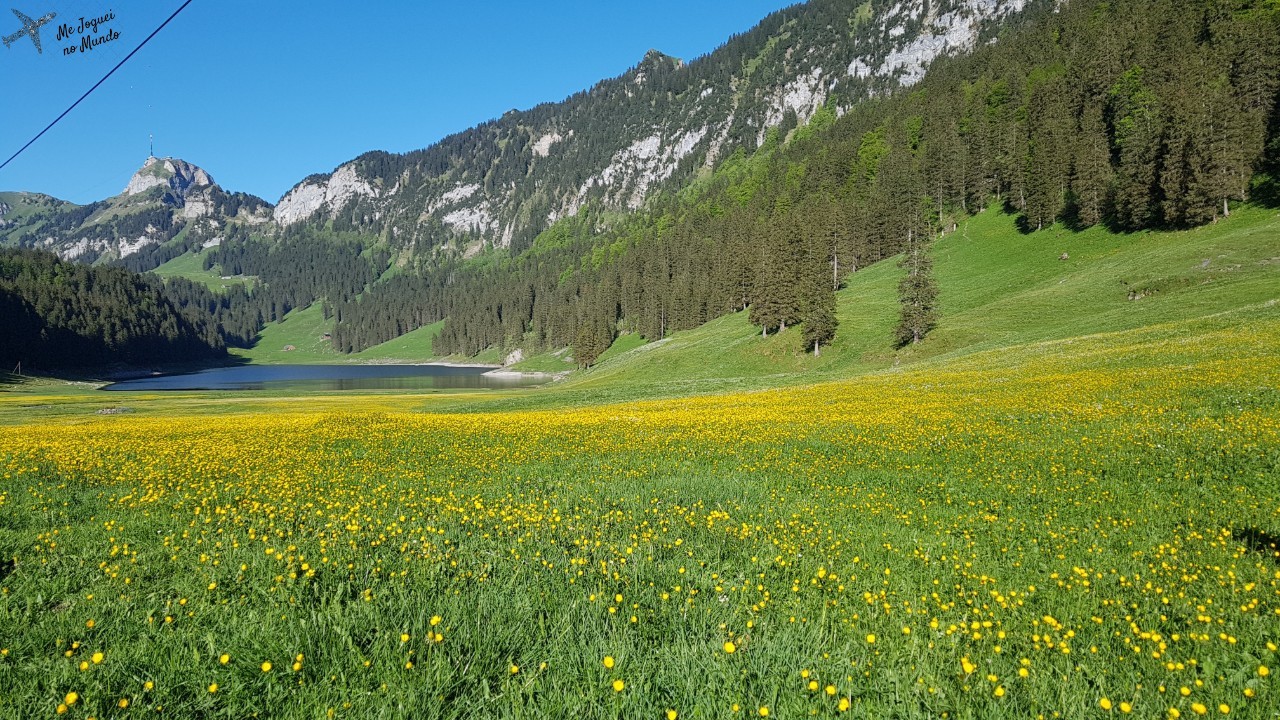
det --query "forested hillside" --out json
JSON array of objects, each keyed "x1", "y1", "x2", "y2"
[
  {"x1": 268, "y1": 0, "x2": 1040, "y2": 255},
  {"x1": 325, "y1": 0, "x2": 1280, "y2": 363},
  {"x1": 0, "y1": 249, "x2": 229, "y2": 370},
  {"x1": 5, "y1": 0, "x2": 1277, "y2": 371}
]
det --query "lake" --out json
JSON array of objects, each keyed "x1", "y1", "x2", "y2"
[{"x1": 100, "y1": 364, "x2": 548, "y2": 392}]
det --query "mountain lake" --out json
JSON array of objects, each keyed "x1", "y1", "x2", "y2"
[{"x1": 100, "y1": 364, "x2": 549, "y2": 392}]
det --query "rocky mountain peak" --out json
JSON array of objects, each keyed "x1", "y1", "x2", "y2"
[
  {"x1": 632, "y1": 49, "x2": 682, "y2": 78},
  {"x1": 124, "y1": 156, "x2": 215, "y2": 201}
]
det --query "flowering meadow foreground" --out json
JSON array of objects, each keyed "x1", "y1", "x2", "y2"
[{"x1": 0, "y1": 314, "x2": 1278, "y2": 719}]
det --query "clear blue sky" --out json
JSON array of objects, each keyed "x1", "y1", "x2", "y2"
[{"x1": 1, "y1": 1, "x2": 796, "y2": 204}]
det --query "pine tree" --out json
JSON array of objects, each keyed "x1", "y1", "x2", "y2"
[
  {"x1": 1069, "y1": 101, "x2": 1114, "y2": 227},
  {"x1": 798, "y1": 242, "x2": 837, "y2": 356},
  {"x1": 748, "y1": 213, "x2": 800, "y2": 336},
  {"x1": 1107, "y1": 67, "x2": 1163, "y2": 230},
  {"x1": 895, "y1": 230, "x2": 938, "y2": 347},
  {"x1": 1022, "y1": 73, "x2": 1072, "y2": 230},
  {"x1": 572, "y1": 322, "x2": 600, "y2": 369}
]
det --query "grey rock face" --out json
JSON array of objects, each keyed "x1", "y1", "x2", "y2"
[{"x1": 124, "y1": 157, "x2": 215, "y2": 206}]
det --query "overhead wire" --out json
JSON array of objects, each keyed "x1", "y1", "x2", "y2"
[{"x1": 0, "y1": 0, "x2": 195, "y2": 172}]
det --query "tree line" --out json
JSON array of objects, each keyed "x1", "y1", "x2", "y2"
[
  {"x1": 312, "y1": 0, "x2": 1276, "y2": 363},
  {"x1": 0, "y1": 248, "x2": 226, "y2": 370}
]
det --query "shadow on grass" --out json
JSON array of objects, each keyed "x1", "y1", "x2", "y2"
[
  {"x1": 1234, "y1": 527, "x2": 1280, "y2": 564},
  {"x1": 2, "y1": 353, "x2": 252, "y2": 386},
  {"x1": 1251, "y1": 175, "x2": 1279, "y2": 210}
]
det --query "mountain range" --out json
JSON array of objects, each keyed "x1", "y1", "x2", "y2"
[
  {"x1": 1, "y1": 0, "x2": 1038, "y2": 264},
  {"x1": 3, "y1": 0, "x2": 1277, "y2": 371}
]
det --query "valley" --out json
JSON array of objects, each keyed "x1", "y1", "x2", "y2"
[{"x1": 1, "y1": 0, "x2": 1277, "y2": 716}]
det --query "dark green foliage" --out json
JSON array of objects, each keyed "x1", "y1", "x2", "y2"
[
  {"x1": 0, "y1": 249, "x2": 226, "y2": 370},
  {"x1": 304, "y1": 0, "x2": 1280, "y2": 358},
  {"x1": 798, "y1": 242, "x2": 837, "y2": 356},
  {"x1": 895, "y1": 231, "x2": 938, "y2": 347},
  {"x1": 1068, "y1": 101, "x2": 1114, "y2": 227},
  {"x1": 1107, "y1": 67, "x2": 1164, "y2": 229}
]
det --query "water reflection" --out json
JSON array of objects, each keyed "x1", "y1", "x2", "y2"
[{"x1": 101, "y1": 365, "x2": 546, "y2": 392}]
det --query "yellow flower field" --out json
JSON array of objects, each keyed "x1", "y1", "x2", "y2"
[{"x1": 0, "y1": 319, "x2": 1277, "y2": 717}]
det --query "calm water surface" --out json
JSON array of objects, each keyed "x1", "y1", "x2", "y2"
[{"x1": 101, "y1": 365, "x2": 546, "y2": 392}]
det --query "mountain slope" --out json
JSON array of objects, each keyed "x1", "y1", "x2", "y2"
[
  {"x1": 270, "y1": 0, "x2": 1040, "y2": 255},
  {"x1": 4, "y1": 1, "x2": 1040, "y2": 268},
  {"x1": 490, "y1": 204, "x2": 1280, "y2": 407},
  {"x1": 0, "y1": 157, "x2": 271, "y2": 269}
]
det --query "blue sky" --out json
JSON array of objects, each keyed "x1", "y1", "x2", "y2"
[{"x1": 1, "y1": 1, "x2": 795, "y2": 204}]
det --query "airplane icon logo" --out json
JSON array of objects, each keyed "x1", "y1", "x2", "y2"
[{"x1": 3, "y1": 7, "x2": 56, "y2": 54}]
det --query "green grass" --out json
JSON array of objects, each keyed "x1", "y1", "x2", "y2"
[
  {"x1": 0, "y1": 306, "x2": 1276, "y2": 718},
  {"x1": 535, "y1": 205, "x2": 1280, "y2": 408},
  {"x1": 150, "y1": 247, "x2": 255, "y2": 291},
  {"x1": 0, "y1": 192, "x2": 70, "y2": 245},
  {"x1": 508, "y1": 348, "x2": 577, "y2": 374},
  {"x1": 230, "y1": 304, "x2": 450, "y2": 365},
  {"x1": 230, "y1": 302, "x2": 338, "y2": 364},
  {"x1": 594, "y1": 332, "x2": 647, "y2": 364},
  {"x1": 169, "y1": 201, "x2": 1280, "y2": 391},
  {"x1": 915, "y1": 204, "x2": 1280, "y2": 361},
  {"x1": 353, "y1": 320, "x2": 446, "y2": 363},
  {"x1": 0, "y1": 204, "x2": 1277, "y2": 718}
]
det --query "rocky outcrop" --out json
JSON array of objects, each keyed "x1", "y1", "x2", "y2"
[
  {"x1": 847, "y1": 0, "x2": 1028, "y2": 86},
  {"x1": 8, "y1": 158, "x2": 271, "y2": 266},
  {"x1": 180, "y1": 190, "x2": 216, "y2": 219},
  {"x1": 273, "y1": 164, "x2": 376, "y2": 226},
  {"x1": 267, "y1": 0, "x2": 1040, "y2": 251},
  {"x1": 124, "y1": 156, "x2": 215, "y2": 206}
]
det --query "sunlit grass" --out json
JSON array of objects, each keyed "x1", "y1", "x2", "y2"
[{"x1": 0, "y1": 309, "x2": 1277, "y2": 717}]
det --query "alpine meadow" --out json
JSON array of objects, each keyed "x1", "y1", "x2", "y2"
[{"x1": 1, "y1": 0, "x2": 1279, "y2": 718}]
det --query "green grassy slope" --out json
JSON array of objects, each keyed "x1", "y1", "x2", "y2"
[
  {"x1": 353, "y1": 320, "x2": 446, "y2": 363},
  {"x1": 0, "y1": 192, "x2": 71, "y2": 245},
  {"x1": 126, "y1": 204, "x2": 1280, "y2": 386},
  {"x1": 230, "y1": 303, "x2": 448, "y2": 365},
  {"x1": 151, "y1": 247, "x2": 255, "y2": 291},
  {"x1": 915, "y1": 204, "x2": 1280, "y2": 361},
  {"x1": 230, "y1": 302, "x2": 336, "y2": 363},
  {"x1": 531, "y1": 205, "x2": 1279, "y2": 404}
]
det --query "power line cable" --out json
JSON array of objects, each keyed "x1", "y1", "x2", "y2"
[{"x1": 0, "y1": 0, "x2": 195, "y2": 172}]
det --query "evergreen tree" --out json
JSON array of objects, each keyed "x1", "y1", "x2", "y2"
[
  {"x1": 798, "y1": 242, "x2": 837, "y2": 356},
  {"x1": 1107, "y1": 67, "x2": 1164, "y2": 229},
  {"x1": 1069, "y1": 101, "x2": 1114, "y2": 227},
  {"x1": 895, "y1": 230, "x2": 939, "y2": 347}
]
